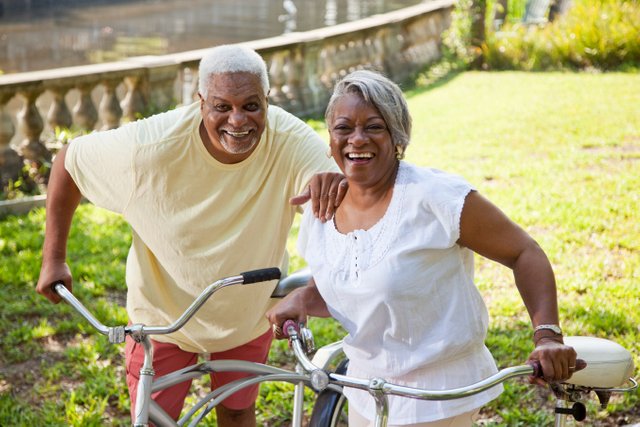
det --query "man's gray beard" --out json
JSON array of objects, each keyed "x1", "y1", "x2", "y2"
[{"x1": 219, "y1": 134, "x2": 259, "y2": 155}]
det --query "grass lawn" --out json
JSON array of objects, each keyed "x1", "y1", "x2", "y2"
[{"x1": 1, "y1": 71, "x2": 638, "y2": 426}]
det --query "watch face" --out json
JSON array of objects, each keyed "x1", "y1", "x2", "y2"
[{"x1": 536, "y1": 325, "x2": 562, "y2": 334}]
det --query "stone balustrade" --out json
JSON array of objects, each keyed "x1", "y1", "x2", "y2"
[{"x1": 0, "y1": 0, "x2": 454, "y2": 195}]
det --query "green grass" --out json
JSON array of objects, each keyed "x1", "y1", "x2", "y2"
[{"x1": 1, "y1": 71, "x2": 638, "y2": 425}]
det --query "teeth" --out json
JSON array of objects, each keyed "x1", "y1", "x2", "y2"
[
  {"x1": 347, "y1": 152, "x2": 374, "y2": 159},
  {"x1": 226, "y1": 130, "x2": 250, "y2": 137}
]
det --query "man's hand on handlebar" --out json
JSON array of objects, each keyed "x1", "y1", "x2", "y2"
[{"x1": 36, "y1": 260, "x2": 73, "y2": 304}]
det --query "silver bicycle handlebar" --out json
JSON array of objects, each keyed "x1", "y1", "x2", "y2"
[
  {"x1": 52, "y1": 267, "x2": 281, "y2": 342},
  {"x1": 54, "y1": 283, "x2": 111, "y2": 335},
  {"x1": 285, "y1": 321, "x2": 536, "y2": 400}
]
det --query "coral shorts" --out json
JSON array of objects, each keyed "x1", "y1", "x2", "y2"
[{"x1": 125, "y1": 329, "x2": 273, "y2": 420}]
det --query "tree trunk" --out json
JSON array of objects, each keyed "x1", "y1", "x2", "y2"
[
  {"x1": 549, "y1": 0, "x2": 573, "y2": 21},
  {"x1": 470, "y1": 0, "x2": 487, "y2": 47},
  {"x1": 470, "y1": 0, "x2": 487, "y2": 68},
  {"x1": 494, "y1": 0, "x2": 508, "y2": 29}
]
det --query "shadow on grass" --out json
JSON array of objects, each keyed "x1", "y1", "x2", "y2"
[{"x1": 404, "y1": 67, "x2": 465, "y2": 98}]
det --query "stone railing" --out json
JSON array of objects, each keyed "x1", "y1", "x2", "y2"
[{"x1": 0, "y1": 0, "x2": 454, "y2": 209}]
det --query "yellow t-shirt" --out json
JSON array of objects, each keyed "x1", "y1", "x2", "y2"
[{"x1": 65, "y1": 102, "x2": 336, "y2": 352}]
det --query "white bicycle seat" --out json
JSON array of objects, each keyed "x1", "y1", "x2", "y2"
[{"x1": 564, "y1": 336, "x2": 635, "y2": 388}]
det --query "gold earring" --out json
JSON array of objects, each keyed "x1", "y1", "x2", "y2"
[
  {"x1": 326, "y1": 147, "x2": 332, "y2": 158},
  {"x1": 395, "y1": 146, "x2": 404, "y2": 160}
]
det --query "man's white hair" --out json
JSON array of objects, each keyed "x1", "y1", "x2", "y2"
[{"x1": 198, "y1": 45, "x2": 270, "y2": 99}]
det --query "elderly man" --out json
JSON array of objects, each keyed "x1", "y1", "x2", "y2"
[{"x1": 36, "y1": 45, "x2": 343, "y2": 426}]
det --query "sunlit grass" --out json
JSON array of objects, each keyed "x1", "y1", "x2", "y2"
[{"x1": 0, "y1": 71, "x2": 638, "y2": 425}]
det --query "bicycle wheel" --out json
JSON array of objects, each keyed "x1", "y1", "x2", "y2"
[{"x1": 308, "y1": 358, "x2": 349, "y2": 427}]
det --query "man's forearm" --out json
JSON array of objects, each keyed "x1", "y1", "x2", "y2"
[{"x1": 42, "y1": 145, "x2": 82, "y2": 263}]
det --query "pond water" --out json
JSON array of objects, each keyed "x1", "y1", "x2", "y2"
[{"x1": 0, "y1": 0, "x2": 426, "y2": 74}]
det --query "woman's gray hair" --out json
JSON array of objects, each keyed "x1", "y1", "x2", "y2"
[
  {"x1": 325, "y1": 70, "x2": 412, "y2": 152},
  {"x1": 198, "y1": 45, "x2": 270, "y2": 99}
]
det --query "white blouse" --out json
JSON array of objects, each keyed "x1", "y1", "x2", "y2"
[{"x1": 298, "y1": 162, "x2": 502, "y2": 423}]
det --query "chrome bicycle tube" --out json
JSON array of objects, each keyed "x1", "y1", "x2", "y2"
[
  {"x1": 293, "y1": 377, "x2": 305, "y2": 427},
  {"x1": 133, "y1": 336, "x2": 155, "y2": 427},
  {"x1": 54, "y1": 283, "x2": 110, "y2": 335},
  {"x1": 140, "y1": 275, "x2": 245, "y2": 335}
]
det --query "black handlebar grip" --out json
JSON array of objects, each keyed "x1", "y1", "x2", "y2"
[{"x1": 241, "y1": 268, "x2": 281, "y2": 284}]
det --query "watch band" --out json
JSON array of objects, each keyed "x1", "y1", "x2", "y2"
[{"x1": 534, "y1": 324, "x2": 562, "y2": 335}]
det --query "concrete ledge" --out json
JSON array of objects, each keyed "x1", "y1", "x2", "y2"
[{"x1": 0, "y1": 195, "x2": 47, "y2": 217}]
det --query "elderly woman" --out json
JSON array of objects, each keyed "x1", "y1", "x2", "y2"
[{"x1": 267, "y1": 70, "x2": 578, "y2": 427}]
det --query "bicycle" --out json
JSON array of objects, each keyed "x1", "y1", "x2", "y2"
[
  {"x1": 53, "y1": 267, "x2": 638, "y2": 426},
  {"x1": 278, "y1": 268, "x2": 638, "y2": 427}
]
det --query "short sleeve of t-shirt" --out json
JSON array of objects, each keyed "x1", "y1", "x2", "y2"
[{"x1": 65, "y1": 124, "x2": 136, "y2": 214}]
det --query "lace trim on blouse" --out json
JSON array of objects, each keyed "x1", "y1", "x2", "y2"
[{"x1": 325, "y1": 162, "x2": 408, "y2": 285}]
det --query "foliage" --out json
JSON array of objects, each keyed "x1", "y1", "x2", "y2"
[
  {"x1": 0, "y1": 126, "x2": 88, "y2": 201},
  {"x1": 0, "y1": 162, "x2": 47, "y2": 201},
  {"x1": 482, "y1": 0, "x2": 640, "y2": 71},
  {"x1": 0, "y1": 72, "x2": 638, "y2": 425}
]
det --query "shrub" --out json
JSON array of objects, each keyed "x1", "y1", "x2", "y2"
[{"x1": 482, "y1": 0, "x2": 640, "y2": 71}]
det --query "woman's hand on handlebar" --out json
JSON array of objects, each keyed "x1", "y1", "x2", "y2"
[
  {"x1": 527, "y1": 338, "x2": 582, "y2": 385},
  {"x1": 36, "y1": 260, "x2": 73, "y2": 304},
  {"x1": 266, "y1": 290, "x2": 309, "y2": 340},
  {"x1": 266, "y1": 277, "x2": 331, "y2": 339}
]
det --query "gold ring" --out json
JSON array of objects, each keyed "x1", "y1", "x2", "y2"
[
  {"x1": 568, "y1": 365, "x2": 576, "y2": 370},
  {"x1": 272, "y1": 324, "x2": 282, "y2": 334}
]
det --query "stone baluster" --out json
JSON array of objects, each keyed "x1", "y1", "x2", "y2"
[
  {"x1": 395, "y1": 31, "x2": 410, "y2": 81},
  {"x1": 99, "y1": 79, "x2": 123, "y2": 130},
  {"x1": 340, "y1": 38, "x2": 356, "y2": 76},
  {"x1": 348, "y1": 39, "x2": 361, "y2": 73},
  {"x1": 423, "y1": 15, "x2": 441, "y2": 64},
  {"x1": 121, "y1": 75, "x2": 147, "y2": 122},
  {"x1": 402, "y1": 22, "x2": 417, "y2": 67},
  {"x1": 319, "y1": 43, "x2": 339, "y2": 93},
  {"x1": 382, "y1": 30, "x2": 405, "y2": 81},
  {"x1": 361, "y1": 37, "x2": 373, "y2": 70},
  {"x1": 17, "y1": 87, "x2": 51, "y2": 165},
  {"x1": 283, "y1": 48, "x2": 305, "y2": 114},
  {"x1": 268, "y1": 51, "x2": 289, "y2": 110},
  {"x1": 367, "y1": 35, "x2": 384, "y2": 72},
  {"x1": 334, "y1": 42, "x2": 347, "y2": 78},
  {"x1": 409, "y1": 15, "x2": 433, "y2": 66},
  {"x1": 0, "y1": 92, "x2": 23, "y2": 190},
  {"x1": 46, "y1": 85, "x2": 73, "y2": 131},
  {"x1": 73, "y1": 83, "x2": 98, "y2": 132},
  {"x1": 181, "y1": 66, "x2": 199, "y2": 104},
  {"x1": 302, "y1": 44, "x2": 326, "y2": 116},
  {"x1": 148, "y1": 64, "x2": 179, "y2": 112}
]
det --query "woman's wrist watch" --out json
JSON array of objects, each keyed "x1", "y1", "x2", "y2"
[
  {"x1": 534, "y1": 324, "x2": 563, "y2": 335},
  {"x1": 533, "y1": 324, "x2": 564, "y2": 345}
]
